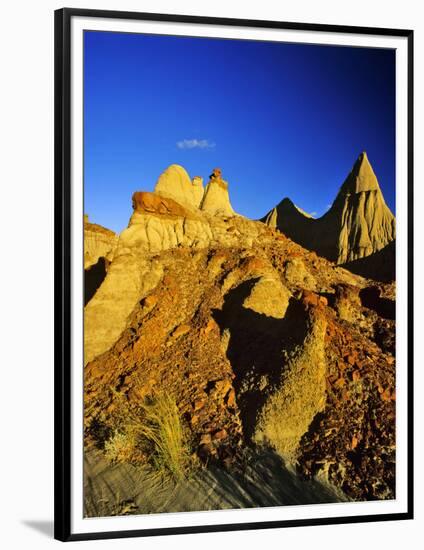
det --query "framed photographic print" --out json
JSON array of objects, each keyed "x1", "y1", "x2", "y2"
[{"x1": 54, "y1": 7, "x2": 413, "y2": 542}]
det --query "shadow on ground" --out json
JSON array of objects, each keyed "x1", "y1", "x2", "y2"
[
  {"x1": 84, "y1": 446, "x2": 347, "y2": 518},
  {"x1": 359, "y1": 286, "x2": 395, "y2": 320},
  {"x1": 22, "y1": 520, "x2": 53, "y2": 538}
]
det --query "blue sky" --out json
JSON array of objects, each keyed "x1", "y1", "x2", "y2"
[{"x1": 84, "y1": 31, "x2": 395, "y2": 233}]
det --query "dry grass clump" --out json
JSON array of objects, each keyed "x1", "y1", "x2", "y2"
[
  {"x1": 105, "y1": 392, "x2": 192, "y2": 482},
  {"x1": 254, "y1": 318, "x2": 327, "y2": 463},
  {"x1": 104, "y1": 430, "x2": 140, "y2": 464},
  {"x1": 138, "y1": 392, "x2": 192, "y2": 482}
]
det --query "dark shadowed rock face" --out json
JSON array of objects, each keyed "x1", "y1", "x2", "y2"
[
  {"x1": 84, "y1": 217, "x2": 118, "y2": 270},
  {"x1": 262, "y1": 152, "x2": 395, "y2": 270},
  {"x1": 84, "y1": 218, "x2": 118, "y2": 307},
  {"x1": 342, "y1": 241, "x2": 396, "y2": 282},
  {"x1": 85, "y1": 257, "x2": 108, "y2": 306}
]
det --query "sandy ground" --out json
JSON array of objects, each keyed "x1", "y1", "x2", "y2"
[{"x1": 84, "y1": 448, "x2": 347, "y2": 517}]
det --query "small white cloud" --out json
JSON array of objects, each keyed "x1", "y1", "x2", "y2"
[
  {"x1": 310, "y1": 211, "x2": 318, "y2": 217},
  {"x1": 176, "y1": 139, "x2": 215, "y2": 150},
  {"x1": 327, "y1": 203, "x2": 332, "y2": 209}
]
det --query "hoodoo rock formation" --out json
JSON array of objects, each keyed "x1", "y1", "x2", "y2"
[
  {"x1": 84, "y1": 161, "x2": 396, "y2": 505},
  {"x1": 154, "y1": 164, "x2": 204, "y2": 210},
  {"x1": 262, "y1": 152, "x2": 396, "y2": 276},
  {"x1": 85, "y1": 167, "x2": 246, "y2": 365},
  {"x1": 201, "y1": 167, "x2": 235, "y2": 217}
]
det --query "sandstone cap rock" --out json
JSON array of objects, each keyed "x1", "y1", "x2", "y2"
[{"x1": 201, "y1": 171, "x2": 235, "y2": 217}]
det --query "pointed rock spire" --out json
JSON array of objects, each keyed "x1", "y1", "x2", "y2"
[
  {"x1": 201, "y1": 168, "x2": 235, "y2": 217},
  {"x1": 261, "y1": 152, "x2": 396, "y2": 267},
  {"x1": 339, "y1": 151, "x2": 381, "y2": 195}
]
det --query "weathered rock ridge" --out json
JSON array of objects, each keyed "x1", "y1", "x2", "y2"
[
  {"x1": 85, "y1": 168, "x2": 244, "y2": 365},
  {"x1": 262, "y1": 152, "x2": 396, "y2": 269},
  {"x1": 84, "y1": 217, "x2": 119, "y2": 305},
  {"x1": 154, "y1": 164, "x2": 204, "y2": 210},
  {"x1": 84, "y1": 215, "x2": 118, "y2": 270},
  {"x1": 153, "y1": 164, "x2": 235, "y2": 217}
]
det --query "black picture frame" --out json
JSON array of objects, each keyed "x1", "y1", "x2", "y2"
[{"x1": 54, "y1": 7, "x2": 414, "y2": 542}]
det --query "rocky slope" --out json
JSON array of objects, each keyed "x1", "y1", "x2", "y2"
[
  {"x1": 84, "y1": 164, "x2": 396, "y2": 505},
  {"x1": 84, "y1": 216, "x2": 119, "y2": 305},
  {"x1": 262, "y1": 152, "x2": 396, "y2": 271},
  {"x1": 84, "y1": 215, "x2": 118, "y2": 269}
]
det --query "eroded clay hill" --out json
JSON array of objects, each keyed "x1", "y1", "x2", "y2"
[
  {"x1": 84, "y1": 216, "x2": 119, "y2": 305},
  {"x1": 84, "y1": 215, "x2": 118, "y2": 269},
  {"x1": 262, "y1": 153, "x2": 396, "y2": 275},
  {"x1": 84, "y1": 164, "x2": 396, "y2": 501}
]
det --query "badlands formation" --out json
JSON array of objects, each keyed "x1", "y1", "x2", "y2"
[
  {"x1": 84, "y1": 215, "x2": 118, "y2": 270},
  {"x1": 262, "y1": 152, "x2": 396, "y2": 276},
  {"x1": 84, "y1": 159, "x2": 396, "y2": 514}
]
